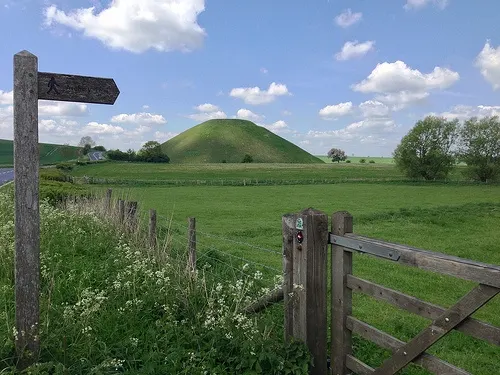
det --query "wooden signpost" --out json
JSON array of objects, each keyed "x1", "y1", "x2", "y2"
[{"x1": 13, "y1": 50, "x2": 119, "y2": 369}]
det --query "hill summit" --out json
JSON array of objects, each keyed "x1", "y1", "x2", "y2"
[{"x1": 161, "y1": 119, "x2": 323, "y2": 164}]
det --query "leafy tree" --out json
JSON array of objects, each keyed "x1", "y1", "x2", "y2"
[
  {"x1": 82, "y1": 144, "x2": 91, "y2": 155},
  {"x1": 242, "y1": 154, "x2": 253, "y2": 163},
  {"x1": 126, "y1": 149, "x2": 137, "y2": 162},
  {"x1": 137, "y1": 141, "x2": 170, "y2": 163},
  {"x1": 78, "y1": 136, "x2": 96, "y2": 147},
  {"x1": 327, "y1": 148, "x2": 347, "y2": 163},
  {"x1": 393, "y1": 116, "x2": 458, "y2": 180},
  {"x1": 457, "y1": 116, "x2": 500, "y2": 182},
  {"x1": 94, "y1": 145, "x2": 106, "y2": 151}
]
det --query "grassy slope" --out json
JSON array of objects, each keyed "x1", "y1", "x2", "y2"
[
  {"x1": 161, "y1": 119, "x2": 324, "y2": 164},
  {"x1": 0, "y1": 139, "x2": 81, "y2": 166},
  {"x1": 119, "y1": 182, "x2": 500, "y2": 374}
]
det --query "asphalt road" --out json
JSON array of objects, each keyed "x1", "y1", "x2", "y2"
[
  {"x1": 89, "y1": 152, "x2": 104, "y2": 161},
  {"x1": 0, "y1": 168, "x2": 14, "y2": 186}
]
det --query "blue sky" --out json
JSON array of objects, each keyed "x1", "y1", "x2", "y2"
[{"x1": 1, "y1": 0, "x2": 500, "y2": 157}]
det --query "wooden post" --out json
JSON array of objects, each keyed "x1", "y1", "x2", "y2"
[
  {"x1": 287, "y1": 208, "x2": 329, "y2": 375},
  {"x1": 126, "y1": 201, "x2": 138, "y2": 232},
  {"x1": 13, "y1": 50, "x2": 40, "y2": 368},
  {"x1": 149, "y1": 209, "x2": 157, "y2": 248},
  {"x1": 105, "y1": 188, "x2": 112, "y2": 213},
  {"x1": 282, "y1": 213, "x2": 294, "y2": 340},
  {"x1": 187, "y1": 217, "x2": 196, "y2": 273},
  {"x1": 331, "y1": 211, "x2": 354, "y2": 375},
  {"x1": 118, "y1": 199, "x2": 125, "y2": 224}
]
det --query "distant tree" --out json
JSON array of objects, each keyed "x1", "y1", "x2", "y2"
[
  {"x1": 94, "y1": 145, "x2": 106, "y2": 151},
  {"x1": 137, "y1": 141, "x2": 170, "y2": 163},
  {"x1": 457, "y1": 116, "x2": 500, "y2": 182},
  {"x1": 126, "y1": 149, "x2": 137, "y2": 162},
  {"x1": 242, "y1": 154, "x2": 253, "y2": 163},
  {"x1": 107, "y1": 149, "x2": 129, "y2": 161},
  {"x1": 327, "y1": 148, "x2": 347, "y2": 163},
  {"x1": 393, "y1": 116, "x2": 458, "y2": 180},
  {"x1": 82, "y1": 144, "x2": 91, "y2": 155},
  {"x1": 78, "y1": 136, "x2": 96, "y2": 148}
]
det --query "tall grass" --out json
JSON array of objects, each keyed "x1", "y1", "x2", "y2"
[{"x1": 0, "y1": 190, "x2": 310, "y2": 374}]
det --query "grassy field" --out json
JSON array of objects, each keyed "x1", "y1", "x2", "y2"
[
  {"x1": 0, "y1": 139, "x2": 81, "y2": 166},
  {"x1": 107, "y1": 181, "x2": 500, "y2": 375},
  {"x1": 315, "y1": 155, "x2": 394, "y2": 164},
  {"x1": 161, "y1": 119, "x2": 323, "y2": 164},
  {"x1": 71, "y1": 161, "x2": 407, "y2": 182}
]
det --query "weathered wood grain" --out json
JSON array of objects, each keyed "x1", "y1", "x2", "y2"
[
  {"x1": 346, "y1": 355, "x2": 375, "y2": 375},
  {"x1": 37, "y1": 72, "x2": 119, "y2": 104},
  {"x1": 347, "y1": 275, "x2": 500, "y2": 346},
  {"x1": 118, "y1": 199, "x2": 125, "y2": 224},
  {"x1": 347, "y1": 316, "x2": 471, "y2": 375},
  {"x1": 344, "y1": 234, "x2": 500, "y2": 288},
  {"x1": 331, "y1": 211, "x2": 354, "y2": 375},
  {"x1": 372, "y1": 284, "x2": 499, "y2": 375},
  {"x1": 149, "y1": 209, "x2": 157, "y2": 249},
  {"x1": 105, "y1": 188, "x2": 112, "y2": 213},
  {"x1": 282, "y1": 213, "x2": 295, "y2": 340},
  {"x1": 187, "y1": 217, "x2": 196, "y2": 273},
  {"x1": 14, "y1": 50, "x2": 40, "y2": 369},
  {"x1": 243, "y1": 287, "x2": 284, "y2": 314}
]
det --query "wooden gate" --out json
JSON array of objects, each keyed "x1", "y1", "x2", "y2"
[{"x1": 282, "y1": 209, "x2": 500, "y2": 375}]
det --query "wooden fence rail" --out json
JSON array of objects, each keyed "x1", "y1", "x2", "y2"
[{"x1": 282, "y1": 208, "x2": 500, "y2": 375}]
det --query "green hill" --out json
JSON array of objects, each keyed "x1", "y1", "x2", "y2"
[
  {"x1": 0, "y1": 139, "x2": 81, "y2": 166},
  {"x1": 161, "y1": 119, "x2": 324, "y2": 164}
]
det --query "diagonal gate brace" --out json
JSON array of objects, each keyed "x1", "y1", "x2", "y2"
[{"x1": 372, "y1": 283, "x2": 499, "y2": 375}]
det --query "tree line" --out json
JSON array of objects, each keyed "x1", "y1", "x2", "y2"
[
  {"x1": 394, "y1": 115, "x2": 500, "y2": 182},
  {"x1": 106, "y1": 141, "x2": 170, "y2": 163}
]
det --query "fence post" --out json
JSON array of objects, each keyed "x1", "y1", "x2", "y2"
[
  {"x1": 187, "y1": 217, "x2": 196, "y2": 274},
  {"x1": 105, "y1": 188, "x2": 112, "y2": 213},
  {"x1": 331, "y1": 211, "x2": 354, "y2": 375},
  {"x1": 126, "y1": 201, "x2": 138, "y2": 232},
  {"x1": 118, "y1": 199, "x2": 125, "y2": 225},
  {"x1": 284, "y1": 208, "x2": 328, "y2": 375},
  {"x1": 149, "y1": 209, "x2": 157, "y2": 248},
  {"x1": 282, "y1": 213, "x2": 294, "y2": 340},
  {"x1": 13, "y1": 50, "x2": 40, "y2": 369}
]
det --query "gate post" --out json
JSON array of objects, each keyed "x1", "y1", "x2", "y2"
[
  {"x1": 283, "y1": 208, "x2": 329, "y2": 375},
  {"x1": 331, "y1": 211, "x2": 353, "y2": 375}
]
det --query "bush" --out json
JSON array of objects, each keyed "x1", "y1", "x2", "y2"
[
  {"x1": 221, "y1": 159, "x2": 227, "y2": 163},
  {"x1": 56, "y1": 162, "x2": 74, "y2": 171},
  {"x1": 39, "y1": 180, "x2": 91, "y2": 204},
  {"x1": 242, "y1": 154, "x2": 253, "y2": 163},
  {"x1": 345, "y1": 160, "x2": 351, "y2": 163},
  {"x1": 40, "y1": 169, "x2": 72, "y2": 183},
  {"x1": 457, "y1": 116, "x2": 500, "y2": 182},
  {"x1": 359, "y1": 158, "x2": 366, "y2": 163},
  {"x1": 394, "y1": 116, "x2": 458, "y2": 180},
  {"x1": 369, "y1": 160, "x2": 375, "y2": 164}
]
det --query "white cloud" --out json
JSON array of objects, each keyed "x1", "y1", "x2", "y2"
[
  {"x1": 433, "y1": 104, "x2": 500, "y2": 120},
  {"x1": 236, "y1": 109, "x2": 263, "y2": 122},
  {"x1": 359, "y1": 101, "x2": 390, "y2": 117},
  {"x1": 335, "y1": 41, "x2": 375, "y2": 61},
  {"x1": 111, "y1": 112, "x2": 167, "y2": 125},
  {"x1": 195, "y1": 103, "x2": 220, "y2": 112},
  {"x1": 352, "y1": 60, "x2": 459, "y2": 109},
  {"x1": 260, "y1": 68, "x2": 268, "y2": 74},
  {"x1": 475, "y1": 41, "x2": 500, "y2": 90},
  {"x1": 39, "y1": 101, "x2": 89, "y2": 116},
  {"x1": 188, "y1": 103, "x2": 226, "y2": 121},
  {"x1": 404, "y1": 0, "x2": 449, "y2": 10},
  {"x1": 83, "y1": 122, "x2": 125, "y2": 135},
  {"x1": 229, "y1": 82, "x2": 291, "y2": 105},
  {"x1": 39, "y1": 119, "x2": 78, "y2": 136},
  {"x1": 319, "y1": 102, "x2": 353, "y2": 119},
  {"x1": 282, "y1": 110, "x2": 292, "y2": 116},
  {"x1": 335, "y1": 9, "x2": 362, "y2": 28},
  {"x1": 154, "y1": 131, "x2": 178, "y2": 143},
  {"x1": 262, "y1": 120, "x2": 291, "y2": 134},
  {"x1": 43, "y1": 0, "x2": 206, "y2": 53},
  {"x1": 0, "y1": 90, "x2": 12, "y2": 105},
  {"x1": 125, "y1": 125, "x2": 152, "y2": 137},
  {"x1": 142, "y1": 105, "x2": 150, "y2": 109}
]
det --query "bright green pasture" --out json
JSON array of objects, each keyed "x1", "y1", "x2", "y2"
[
  {"x1": 114, "y1": 183, "x2": 500, "y2": 374},
  {"x1": 315, "y1": 155, "x2": 395, "y2": 164},
  {"x1": 72, "y1": 161, "x2": 405, "y2": 182}
]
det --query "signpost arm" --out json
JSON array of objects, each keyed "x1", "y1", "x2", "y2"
[{"x1": 13, "y1": 50, "x2": 40, "y2": 368}]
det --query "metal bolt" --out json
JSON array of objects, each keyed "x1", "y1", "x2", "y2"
[
  {"x1": 297, "y1": 245, "x2": 302, "y2": 251},
  {"x1": 359, "y1": 245, "x2": 363, "y2": 249},
  {"x1": 389, "y1": 253, "x2": 393, "y2": 257},
  {"x1": 445, "y1": 317, "x2": 450, "y2": 322},
  {"x1": 403, "y1": 351, "x2": 407, "y2": 356}
]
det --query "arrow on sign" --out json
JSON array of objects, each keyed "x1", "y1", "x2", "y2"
[{"x1": 37, "y1": 72, "x2": 120, "y2": 105}]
